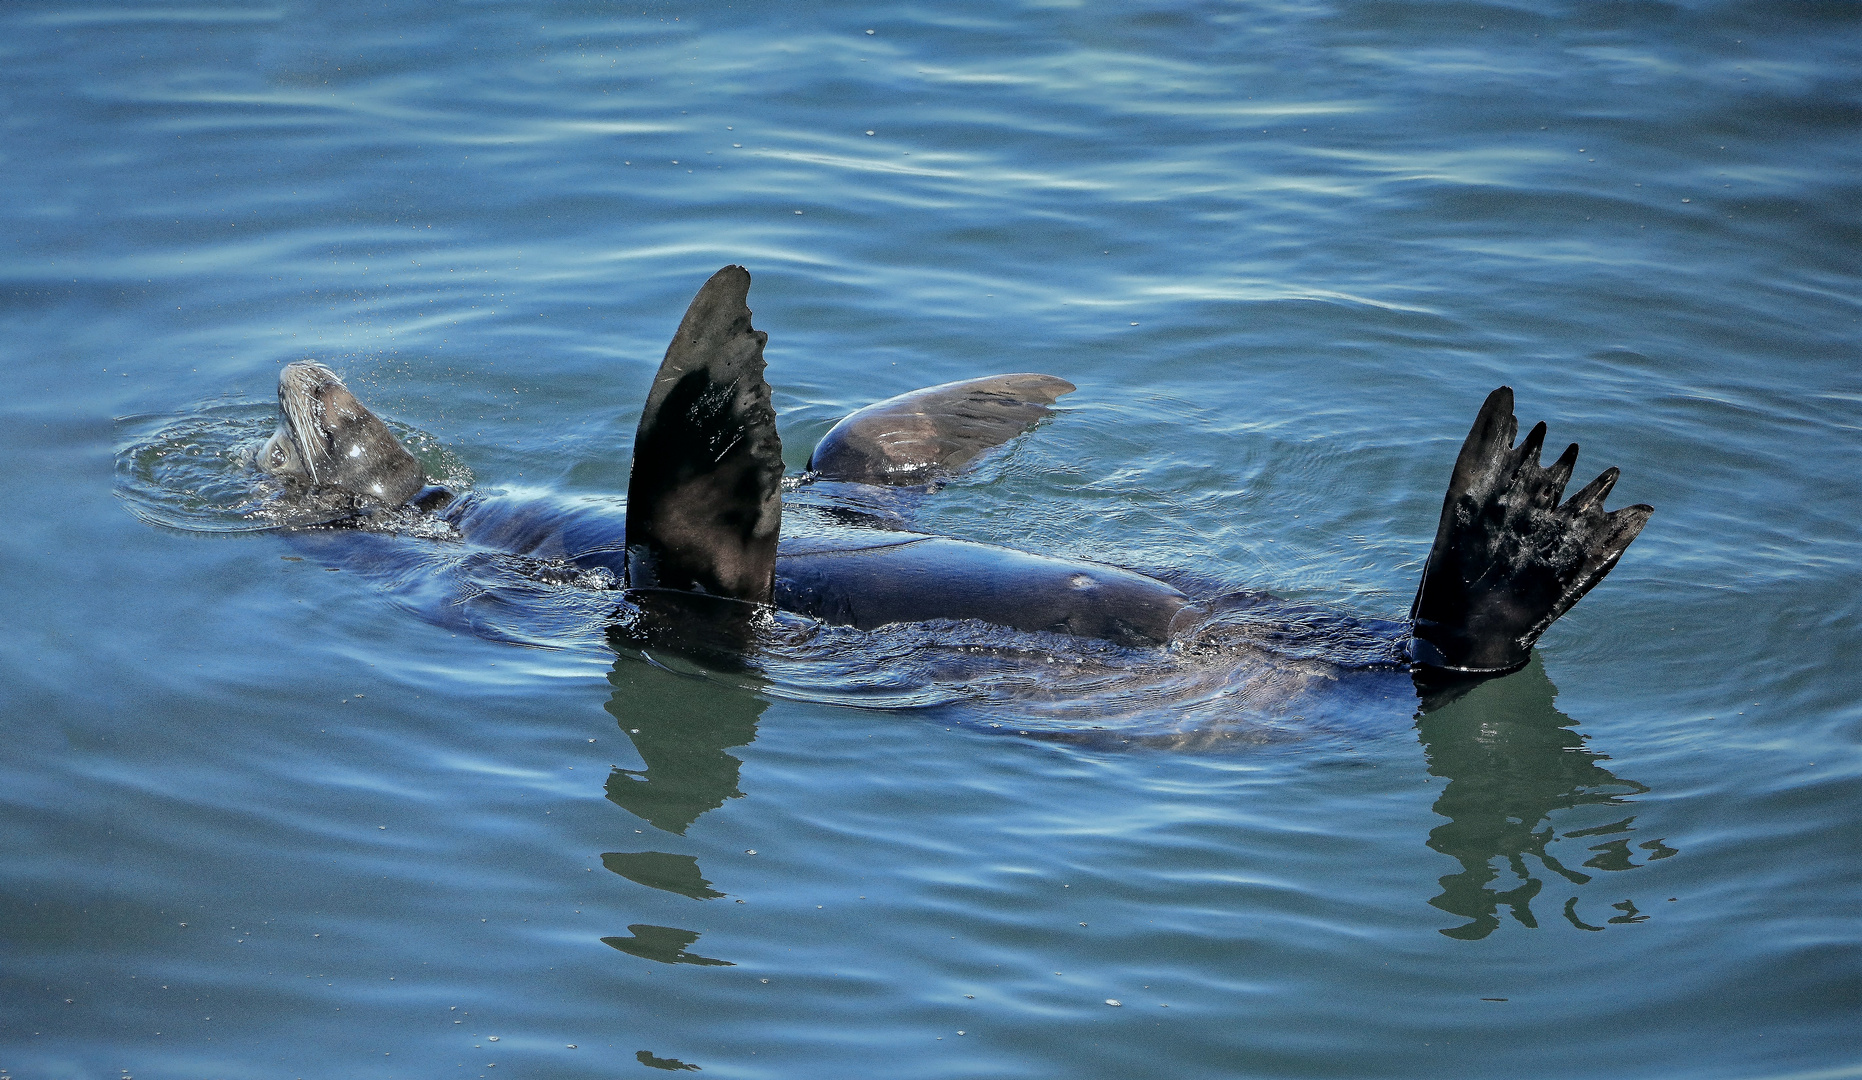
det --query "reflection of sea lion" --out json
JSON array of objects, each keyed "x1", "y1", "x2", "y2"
[
  {"x1": 1415, "y1": 658, "x2": 1659, "y2": 939},
  {"x1": 263, "y1": 265, "x2": 1652, "y2": 687},
  {"x1": 601, "y1": 924, "x2": 732, "y2": 967}
]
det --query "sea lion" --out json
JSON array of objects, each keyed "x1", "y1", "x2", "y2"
[{"x1": 261, "y1": 266, "x2": 1653, "y2": 684}]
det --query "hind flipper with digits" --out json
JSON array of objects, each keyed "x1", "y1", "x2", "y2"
[{"x1": 1407, "y1": 386, "x2": 1653, "y2": 676}]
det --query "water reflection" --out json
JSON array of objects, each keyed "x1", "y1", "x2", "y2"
[
  {"x1": 601, "y1": 645, "x2": 766, "y2": 837},
  {"x1": 590, "y1": 618, "x2": 1678, "y2": 951},
  {"x1": 601, "y1": 851, "x2": 725, "y2": 901},
  {"x1": 1414, "y1": 658, "x2": 1672, "y2": 940},
  {"x1": 636, "y1": 1050, "x2": 704, "y2": 1072},
  {"x1": 598, "y1": 644, "x2": 771, "y2": 969},
  {"x1": 601, "y1": 924, "x2": 735, "y2": 967}
]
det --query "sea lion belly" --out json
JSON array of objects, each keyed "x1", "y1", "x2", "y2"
[{"x1": 773, "y1": 534, "x2": 1191, "y2": 646}]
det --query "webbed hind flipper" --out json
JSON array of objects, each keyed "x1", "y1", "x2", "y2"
[
  {"x1": 807, "y1": 373, "x2": 1075, "y2": 486},
  {"x1": 624, "y1": 266, "x2": 784, "y2": 603},
  {"x1": 1407, "y1": 386, "x2": 1653, "y2": 676}
]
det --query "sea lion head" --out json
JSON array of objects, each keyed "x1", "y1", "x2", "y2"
[{"x1": 258, "y1": 361, "x2": 426, "y2": 507}]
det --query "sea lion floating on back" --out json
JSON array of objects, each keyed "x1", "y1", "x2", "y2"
[{"x1": 258, "y1": 265, "x2": 1652, "y2": 687}]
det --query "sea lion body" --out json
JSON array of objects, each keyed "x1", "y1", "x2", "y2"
[
  {"x1": 429, "y1": 490, "x2": 1194, "y2": 649},
  {"x1": 259, "y1": 265, "x2": 1652, "y2": 688},
  {"x1": 774, "y1": 533, "x2": 1192, "y2": 647}
]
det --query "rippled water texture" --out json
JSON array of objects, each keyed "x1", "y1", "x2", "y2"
[{"x1": 5, "y1": 2, "x2": 1860, "y2": 1078}]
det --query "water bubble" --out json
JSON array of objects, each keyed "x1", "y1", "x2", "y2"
[
  {"x1": 865, "y1": 29, "x2": 875, "y2": 34},
  {"x1": 1106, "y1": 999, "x2": 1122, "y2": 1007},
  {"x1": 865, "y1": 130, "x2": 875, "y2": 136}
]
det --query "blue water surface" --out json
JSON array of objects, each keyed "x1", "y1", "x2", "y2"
[{"x1": 3, "y1": 1, "x2": 1860, "y2": 1078}]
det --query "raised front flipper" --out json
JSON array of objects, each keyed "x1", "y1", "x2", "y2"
[
  {"x1": 1407, "y1": 387, "x2": 1653, "y2": 676},
  {"x1": 807, "y1": 373, "x2": 1075, "y2": 486},
  {"x1": 624, "y1": 265, "x2": 784, "y2": 603}
]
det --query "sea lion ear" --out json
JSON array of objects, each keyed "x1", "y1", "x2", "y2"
[
  {"x1": 808, "y1": 373, "x2": 1076, "y2": 486},
  {"x1": 623, "y1": 265, "x2": 784, "y2": 603}
]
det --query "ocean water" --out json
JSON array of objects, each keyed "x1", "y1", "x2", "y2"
[{"x1": 4, "y1": 1, "x2": 1860, "y2": 1078}]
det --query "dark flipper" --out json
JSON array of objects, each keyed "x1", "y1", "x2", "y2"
[
  {"x1": 1408, "y1": 387, "x2": 1653, "y2": 676},
  {"x1": 808, "y1": 373, "x2": 1076, "y2": 486},
  {"x1": 624, "y1": 266, "x2": 784, "y2": 603}
]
